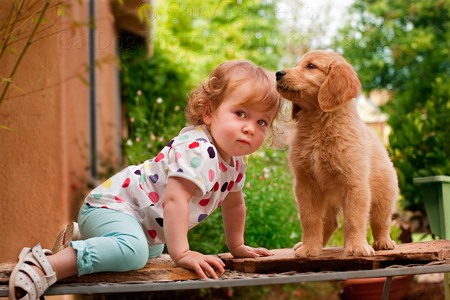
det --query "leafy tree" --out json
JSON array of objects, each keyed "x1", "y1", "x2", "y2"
[
  {"x1": 334, "y1": 0, "x2": 450, "y2": 211},
  {"x1": 155, "y1": 0, "x2": 283, "y2": 81}
]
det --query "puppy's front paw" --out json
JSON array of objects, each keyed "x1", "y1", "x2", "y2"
[
  {"x1": 344, "y1": 244, "x2": 375, "y2": 256},
  {"x1": 373, "y1": 239, "x2": 396, "y2": 251},
  {"x1": 294, "y1": 244, "x2": 322, "y2": 257}
]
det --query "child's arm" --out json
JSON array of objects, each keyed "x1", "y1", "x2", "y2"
[
  {"x1": 163, "y1": 177, "x2": 225, "y2": 279},
  {"x1": 221, "y1": 191, "x2": 274, "y2": 258}
]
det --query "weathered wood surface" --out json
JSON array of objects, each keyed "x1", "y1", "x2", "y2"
[
  {"x1": 1, "y1": 240, "x2": 450, "y2": 287},
  {"x1": 219, "y1": 240, "x2": 450, "y2": 273},
  {"x1": 0, "y1": 254, "x2": 199, "y2": 285}
]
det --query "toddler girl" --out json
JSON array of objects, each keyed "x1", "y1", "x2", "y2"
[{"x1": 9, "y1": 60, "x2": 283, "y2": 300}]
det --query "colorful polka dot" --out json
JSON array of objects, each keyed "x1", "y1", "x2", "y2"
[
  {"x1": 102, "y1": 179, "x2": 112, "y2": 188},
  {"x1": 198, "y1": 214, "x2": 208, "y2": 222},
  {"x1": 227, "y1": 180, "x2": 235, "y2": 191},
  {"x1": 149, "y1": 174, "x2": 159, "y2": 183},
  {"x1": 190, "y1": 157, "x2": 201, "y2": 168},
  {"x1": 155, "y1": 153, "x2": 164, "y2": 162},
  {"x1": 148, "y1": 230, "x2": 157, "y2": 238},
  {"x1": 207, "y1": 146, "x2": 215, "y2": 158},
  {"x1": 122, "y1": 178, "x2": 131, "y2": 188},
  {"x1": 213, "y1": 182, "x2": 219, "y2": 191},
  {"x1": 199, "y1": 199, "x2": 209, "y2": 206},
  {"x1": 219, "y1": 162, "x2": 227, "y2": 172},
  {"x1": 179, "y1": 134, "x2": 189, "y2": 140},
  {"x1": 208, "y1": 169, "x2": 215, "y2": 182},
  {"x1": 134, "y1": 169, "x2": 141, "y2": 176},
  {"x1": 148, "y1": 192, "x2": 159, "y2": 203},
  {"x1": 236, "y1": 173, "x2": 244, "y2": 182},
  {"x1": 155, "y1": 218, "x2": 164, "y2": 227},
  {"x1": 175, "y1": 152, "x2": 182, "y2": 161},
  {"x1": 92, "y1": 193, "x2": 102, "y2": 200},
  {"x1": 221, "y1": 182, "x2": 228, "y2": 192},
  {"x1": 114, "y1": 196, "x2": 125, "y2": 203},
  {"x1": 189, "y1": 141, "x2": 200, "y2": 149}
]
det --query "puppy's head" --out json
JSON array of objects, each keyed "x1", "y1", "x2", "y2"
[{"x1": 276, "y1": 50, "x2": 361, "y2": 119}]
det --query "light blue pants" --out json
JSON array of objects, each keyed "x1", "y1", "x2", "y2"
[{"x1": 71, "y1": 204, "x2": 164, "y2": 276}]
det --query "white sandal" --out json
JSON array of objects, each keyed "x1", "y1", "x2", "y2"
[{"x1": 8, "y1": 244, "x2": 57, "y2": 300}]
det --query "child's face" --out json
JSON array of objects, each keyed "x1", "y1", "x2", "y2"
[{"x1": 203, "y1": 83, "x2": 278, "y2": 163}]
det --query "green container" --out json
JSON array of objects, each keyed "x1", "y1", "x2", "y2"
[{"x1": 413, "y1": 175, "x2": 450, "y2": 238}]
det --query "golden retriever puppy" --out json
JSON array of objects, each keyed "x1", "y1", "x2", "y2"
[{"x1": 276, "y1": 50, "x2": 398, "y2": 257}]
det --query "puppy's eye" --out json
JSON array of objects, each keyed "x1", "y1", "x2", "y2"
[{"x1": 307, "y1": 63, "x2": 317, "y2": 69}]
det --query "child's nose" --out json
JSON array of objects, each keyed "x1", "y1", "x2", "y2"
[{"x1": 243, "y1": 122, "x2": 255, "y2": 134}]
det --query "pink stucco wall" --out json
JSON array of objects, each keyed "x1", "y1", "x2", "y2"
[{"x1": 0, "y1": 0, "x2": 120, "y2": 262}]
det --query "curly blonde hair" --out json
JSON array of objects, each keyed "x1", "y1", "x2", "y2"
[{"x1": 185, "y1": 60, "x2": 285, "y2": 147}]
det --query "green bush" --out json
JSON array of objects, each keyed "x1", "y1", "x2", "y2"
[
  {"x1": 387, "y1": 76, "x2": 450, "y2": 211},
  {"x1": 120, "y1": 45, "x2": 193, "y2": 164}
]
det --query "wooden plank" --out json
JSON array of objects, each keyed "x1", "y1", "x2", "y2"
[
  {"x1": 1, "y1": 240, "x2": 449, "y2": 288},
  {"x1": 0, "y1": 254, "x2": 199, "y2": 285},
  {"x1": 218, "y1": 240, "x2": 450, "y2": 273}
]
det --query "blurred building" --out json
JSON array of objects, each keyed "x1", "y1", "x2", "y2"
[
  {"x1": 0, "y1": 0, "x2": 153, "y2": 263},
  {"x1": 357, "y1": 90, "x2": 392, "y2": 145}
]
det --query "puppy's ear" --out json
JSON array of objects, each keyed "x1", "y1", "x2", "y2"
[
  {"x1": 318, "y1": 61, "x2": 361, "y2": 112},
  {"x1": 292, "y1": 103, "x2": 301, "y2": 121}
]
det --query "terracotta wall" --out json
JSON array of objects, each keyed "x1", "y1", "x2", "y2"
[{"x1": 0, "y1": 0, "x2": 120, "y2": 262}]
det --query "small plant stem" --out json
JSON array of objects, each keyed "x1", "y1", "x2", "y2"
[
  {"x1": 0, "y1": 0, "x2": 49, "y2": 106},
  {"x1": 0, "y1": 0, "x2": 26, "y2": 60}
]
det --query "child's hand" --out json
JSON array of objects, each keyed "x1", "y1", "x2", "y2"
[
  {"x1": 173, "y1": 250, "x2": 225, "y2": 279},
  {"x1": 230, "y1": 244, "x2": 274, "y2": 258}
]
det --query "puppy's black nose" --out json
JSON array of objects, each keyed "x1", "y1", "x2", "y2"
[{"x1": 275, "y1": 70, "x2": 286, "y2": 81}]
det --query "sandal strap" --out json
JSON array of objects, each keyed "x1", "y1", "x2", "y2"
[
  {"x1": 29, "y1": 244, "x2": 56, "y2": 285},
  {"x1": 17, "y1": 264, "x2": 42, "y2": 299},
  {"x1": 10, "y1": 244, "x2": 57, "y2": 300}
]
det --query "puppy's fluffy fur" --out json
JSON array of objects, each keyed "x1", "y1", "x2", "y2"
[{"x1": 276, "y1": 50, "x2": 398, "y2": 257}]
